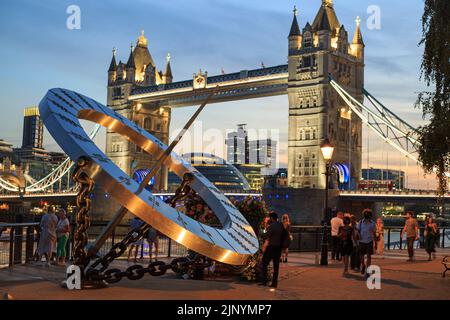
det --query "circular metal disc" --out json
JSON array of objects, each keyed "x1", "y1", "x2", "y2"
[{"x1": 39, "y1": 88, "x2": 259, "y2": 265}]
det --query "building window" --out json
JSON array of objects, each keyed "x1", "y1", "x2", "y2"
[
  {"x1": 304, "y1": 158, "x2": 310, "y2": 168},
  {"x1": 312, "y1": 130, "x2": 317, "y2": 139},
  {"x1": 305, "y1": 130, "x2": 311, "y2": 140},
  {"x1": 113, "y1": 87, "x2": 122, "y2": 98},
  {"x1": 304, "y1": 34, "x2": 312, "y2": 48},
  {"x1": 144, "y1": 118, "x2": 152, "y2": 130},
  {"x1": 303, "y1": 56, "x2": 312, "y2": 68}
]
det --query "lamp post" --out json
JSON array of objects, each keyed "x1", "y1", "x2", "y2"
[{"x1": 320, "y1": 138, "x2": 334, "y2": 266}]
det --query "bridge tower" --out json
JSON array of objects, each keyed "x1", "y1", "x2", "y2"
[
  {"x1": 287, "y1": 0, "x2": 364, "y2": 190},
  {"x1": 105, "y1": 31, "x2": 172, "y2": 191}
]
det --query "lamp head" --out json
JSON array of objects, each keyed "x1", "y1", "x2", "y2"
[{"x1": 320, "y1": 138, "x2": 334, "y2": 161}]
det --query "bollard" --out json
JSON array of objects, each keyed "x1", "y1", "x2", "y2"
[
  {"x1": 387, "y1": 229, "x2": 391, "y2": 250},
  {"x1": 25, "y1": 226, "x2": 35, "y2": 262},
  {"x1": 442, "y1": 228, "x2": 446, "y2": 248},
  {"x1": 168, "y1": 238, "x2": 172, "y2": 258},
  {"x1": 399, "y1": 233, "x2": 403, "y2": 250},
  {"x1": 14, "y1": 215, "x2": 24, "y2": 264},
  {"x1": 9, "y1": 227, "x2": 14, "y2": 268}
]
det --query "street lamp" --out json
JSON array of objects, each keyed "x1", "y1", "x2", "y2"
[{"x1": 320, "y1": 138, "x2": 334, "y2": 266}]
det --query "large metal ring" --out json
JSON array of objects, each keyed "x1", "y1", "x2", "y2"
[{"x1": 39, "y1": 88, "x2": 259, "y2": 265}]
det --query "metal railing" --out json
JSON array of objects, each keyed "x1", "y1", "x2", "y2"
[
  {"x1": 287, "y1": 226, "x2": 450, "y2": 252},
  {"x1": 0, "y1": 221, "x2": 189, "y2": 269},
  {"x1": 81, "y1": 222, "x2": 188, "y2": 261},
  {"x1": 339, "y1": 189, "x2": 450, "y2": 197},
  {"x1": 0, "y1": 222, "x2": 39, "y2": 268},
  {"x1": 383, "y1": 227, "x2": 449, "y2": 250},
  {"x1": 2, "y1": 223, "x2": 449, "y2": 268},
  {"x1": 288, "y1": 226, "x2": 328, "y2": 252}
]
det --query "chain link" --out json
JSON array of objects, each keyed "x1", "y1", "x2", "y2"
[
  {"x1": 87, "y1": 255, "x2": 212, "y2": 284},
  {"x1": 72, "y1": 157, "x2": 94, "y2": 269},
  {"x1": 83, "y1": 172, "x2": 212, "y2": 284}
]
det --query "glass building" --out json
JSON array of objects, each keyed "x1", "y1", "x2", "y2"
[
  {"x1": 168, "y1": 153, "x2": 250, "y2": 192},
  {"x1": 22, "y1": 107, "x2": 44, "y2": 149}
]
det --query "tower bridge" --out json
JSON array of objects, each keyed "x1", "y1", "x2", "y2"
[
  {"x1": 1, "y1": 1, "x2": 446, "y2": 223},
  {"x1": 129, "y1": 65, "x2": 289, "y2": 108},
  {"x1": 105, "y1": 0, "x2": 365, "y2": 197}
]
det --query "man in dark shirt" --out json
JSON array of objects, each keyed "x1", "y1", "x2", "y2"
[{"x1": 260, "y1": 212, "x2": 285, "y2": 288}]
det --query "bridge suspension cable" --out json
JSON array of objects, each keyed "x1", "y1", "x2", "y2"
[
  {"x1": 330, "y1": 79, "x2": 450, "y2": 178},
  {"x1": 330, "y1": 79, "x2": 420, "y2": 161},
  {"x1": 0, "y1": 124, "x2": 101, "y2": 193}
]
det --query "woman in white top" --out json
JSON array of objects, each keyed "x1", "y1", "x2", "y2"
[
  {"x1": 36, "y1": 207, "x2": 58, "y2": 266},
  {"x1": 56, "y1": 209, "x2": 70, "y2": 266}
]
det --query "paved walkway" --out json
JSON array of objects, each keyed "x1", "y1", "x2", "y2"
[{"x1": 0, "y1": 249, "x2": 449, "y2": 300}]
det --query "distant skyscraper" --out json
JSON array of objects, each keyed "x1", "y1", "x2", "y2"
[
  {"x1": 22, "y1": 107, "x2": 44, "y2": 149},
  {"x1": 248, "y1": 139, "x2": 277, "y2": 168},
  {"x1": 226, "y1": 124, "x2": 278, "y2": 168},
  {"x1": 226, "y1": 124, "x2": 248, "y2": 164}
]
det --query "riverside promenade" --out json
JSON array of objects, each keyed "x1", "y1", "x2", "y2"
[{"x1": 1, "y1": 249, "x2": 449, "y2": 300}]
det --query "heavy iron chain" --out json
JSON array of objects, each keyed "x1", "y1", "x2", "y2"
[
  {"x1": 72, "y1": 157, "x2": 94, "y2": 269},
  {"x1": 85, "y1": 172, "x2": 212, "y2": 284}
]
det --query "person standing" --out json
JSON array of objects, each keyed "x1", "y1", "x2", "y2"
[
  {"x1": 127, "y1": 217, "x2": 144, "y2": 263},
  {"x1": 260, "y1": 212, "x2": 285, "y2": 288},
  {"x1": 338, "y1": 216, "x2": 354, "y2": 275},
  {"x1": 350, "y1": 215, "x2": 361, "y2": 272},
  {"x1": 374, "y1": 218, "x2": 385, "y2": 258},
  {"x1": 424, "y1": 216, "x2": 438, "y2": 261},
  {"x1": 146, "y1": 225, "x2": 159, "y2": 262},
  {"x1": 56, "y1": 209, "x2": 70, "y2": 266},
  {"x1": 401, "y1": 211, "x2": 419, "y2": 262},
  {"x1": 330, "y1": 212, "x2": 344, "y2": 261},
  {"x1": 36, "y1": 207, "x2": 58, "y2": 267},
  {"x1": 281, "y1": 214, "x2": 292, "y2": 263},
  {"x1": 358, "y1": 209, "x2": 375, "y2": 277}
]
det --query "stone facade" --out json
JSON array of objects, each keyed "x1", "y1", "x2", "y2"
[
  {"x1": 106, "y1": 31, "x2": 172, "y2": 191},
  {"x1": 287, "y1": 1, "x2": 365, "y2": 190}
]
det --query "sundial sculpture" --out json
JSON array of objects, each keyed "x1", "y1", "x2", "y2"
[{"x1": 39, "y1": 88, "x2": 259, "y2": 267}]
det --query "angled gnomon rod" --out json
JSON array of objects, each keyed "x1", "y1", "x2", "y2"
[{"x1": 86, "y1": 86, "x2": 220, "y2": 261}]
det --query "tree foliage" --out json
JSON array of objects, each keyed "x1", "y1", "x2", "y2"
[{"x1": 415, "y1": 0, "x2": 450, "y2": 196}]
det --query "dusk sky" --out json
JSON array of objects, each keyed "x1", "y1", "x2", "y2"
[{"x1": 0, "y1": 0, "x2": 438, "y2": 189}]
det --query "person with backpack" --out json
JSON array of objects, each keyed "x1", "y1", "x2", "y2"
[{"x1": 338, "y1": 216, "x2": 354, "y2": 275}]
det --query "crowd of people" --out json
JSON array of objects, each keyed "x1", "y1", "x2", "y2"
[{"x1": 259, "y1": 208, "x2": 442, "y2": 287}]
